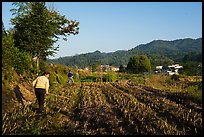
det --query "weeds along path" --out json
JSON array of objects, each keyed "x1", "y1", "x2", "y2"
[{"x1": 111, "y1": 82, "x2": 202, "y2": 135}]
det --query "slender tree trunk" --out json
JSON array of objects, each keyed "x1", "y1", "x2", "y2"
[{"x1": 37, "y1": 57, "x2": 39, "y2": 75}]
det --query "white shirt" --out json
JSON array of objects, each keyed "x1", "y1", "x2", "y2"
[{"x1": 33, "y1": 76, "x2": 49, "y2": 94}]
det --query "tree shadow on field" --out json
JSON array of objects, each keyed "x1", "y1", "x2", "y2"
[{"x1": 14, "y1": 85, "x2": 25, "y2": 107}]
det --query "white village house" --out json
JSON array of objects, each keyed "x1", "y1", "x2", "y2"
[
  {"x1": 167, "y1": 64, "x2": 183, "y2": 75},
  {"x1": 100, "y1": 65, "x2": 119, "y2": 72},
  {"x1": 83, "y1": 65, "x2": 119, "y2": 72},
  {"x1": 155, "y1": 64, "x2": 183, "y2": 75},
  {"x1": 155, "y1": 66, "x2": 163, "y2": 73}
]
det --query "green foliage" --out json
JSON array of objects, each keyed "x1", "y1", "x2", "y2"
[
  {"x1": 55, "y1": 73, "x2": 63, "y2": 84},
  {"x1": 3, "y1": 2, "x2": 80, "y2": 91},
  {"x1": 126, "y1": 54, "x2": 151, "y2": 74},
  {"x1": 165, "y1": 77, "x2": 175, "y2": 85},
  {"x1": 104, "y1": 71, "x2": 117, "y2": 82},
  {"x1": 15, "y1": 52, "x2": 32, "y2": 74},
  {"x1": 55, "y1": 65, "x2": 69, "y2": 76},
  {"x1": 10, "y1": 2, "x2": 79, "y2": 59},
  {"x1": 2, "y1": 30, "x2": 32, "y2": 75},
  {"x1": 47, "y1": 64, "x2": 69, "y2": 91},
  {"x1": 185, "y1": 85, "x2": 202, "y2": 104},
  {"x1": 80, "y1": 76, "x2": 96, "y2": 82},
  {"x1": 91, "y1": 63, "x2": 99, "y2": 72},
  {"x1": 183, "y1": 52, "x2": 202, "y2": 63},
  {"x1": 149, "y1": 54, "x2": 174, "y2": 69},
  {"x1": 2, "y1": 68, "x2": 17, "y2": 83},
  {"x1": 48, "y1": 73, "x2": 56, "y2": 89},
  {"x1": 2, "y1": 30, "x2": 15, "y2": 68},
  {"x1": 38, "y1": 60, "x2": 49, "y2": 75},
  {"x1": 134, "y1": 38, "x2": 202, "y2": 62},
  {"x1": 182, "y1": 61, "x2": 201, "y2": 76},
  {"x1": 11, "y1": 2, "x2": 56, "y2": 58}
]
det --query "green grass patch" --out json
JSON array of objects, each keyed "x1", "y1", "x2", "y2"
[{"x1": 185, "y1": 85, "x2": 202, "y2": 104}]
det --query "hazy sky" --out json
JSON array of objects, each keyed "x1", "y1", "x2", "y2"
[{"x1": 2, "y1": 2, "x2": 202, "y2": 59}]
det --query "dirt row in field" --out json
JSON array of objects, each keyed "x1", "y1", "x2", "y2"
[
  {"x1": 3, "y1": 82, "x2": 202, "y2": 135},
  {"x1": 49, "y1": 82, "x2": 202, "y2": 135}
]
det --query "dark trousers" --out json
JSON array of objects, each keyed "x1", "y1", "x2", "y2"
[{"x1": 35, "y1": 88, "x2": 46, "y2": 112}]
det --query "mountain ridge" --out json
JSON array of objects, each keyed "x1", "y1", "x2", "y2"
[{"x1": 47, "y1": 37, "x2": 202, "y2": 68}]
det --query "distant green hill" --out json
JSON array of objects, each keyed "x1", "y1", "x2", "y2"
[{"x1": 47, "y1": 38, "x2": 202, "y2": 68}]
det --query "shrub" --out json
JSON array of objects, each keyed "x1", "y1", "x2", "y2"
[
  {"x1": 2, "y1": 31, "x2": 32, "y2": 75},
  {"x1": 185, "y1": 85, "x2": 202, "y2": 104},
  {"x1": 103, "y1": 71, "x2": 117, "y2": 82}
]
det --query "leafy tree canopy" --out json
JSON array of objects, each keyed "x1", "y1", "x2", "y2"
[
  {"x1": 10, "y1": 2, "x2": 79, "y2": 59},
  {"x1": 126, "y1": 54, "x2": 151, "y2": 74}
]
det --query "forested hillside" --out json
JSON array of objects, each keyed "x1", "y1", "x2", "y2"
[{"x1": 47, "y1": 38, "x2": 202, "y2": 68}]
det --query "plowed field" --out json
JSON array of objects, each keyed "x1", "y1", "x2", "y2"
[{"x1": 2, "y1": 82, "x2": 202, "y2": 135}]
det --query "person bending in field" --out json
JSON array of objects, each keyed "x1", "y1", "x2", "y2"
[
  {"x1": 33, "y1": 71, "x2": 50, "y2": 114},
  {"x1": 68, "y1": 70, "x2": 74, "y2": 84}
]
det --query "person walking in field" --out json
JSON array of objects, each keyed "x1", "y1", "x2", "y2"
[
  {"x1": 68, "y1": 70, "x2": 74, "y2": 84},
  {"x1": 33, "y1": 71, "x2": 50, "y2": 114}
]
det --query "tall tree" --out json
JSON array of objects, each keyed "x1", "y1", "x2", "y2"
[
  {"x1": 126, "y1": 54, "x2": 151, "y2": 74},
  {"x1": 10, "y1": 2, "x2": 79, "y2": 59}
]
